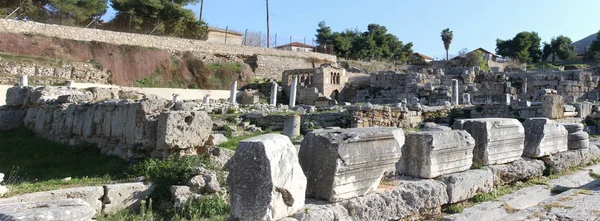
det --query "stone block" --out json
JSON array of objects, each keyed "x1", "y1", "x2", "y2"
[
  {"x1": 57, "y1": 93, "x2": 93, "y2": 104},
  {"x1": 541, "y1": 94, "x2": 564, "y2": 119},
  {"x1": 396, "y1": 130, "x2": 475, "y2": 179},
  {"x1": 5, "y1": 86, "x2": 27, "y2": 107},
  {"x1": 283, "y1": 115, "x2": 301, "y2": 138},
  {"x1": 541, "y1": 144, "x2": 600, "y2": 174},
  {"x1": 437, "y1": 169, "x2": 494, "y2": 203},
  {"x1": 486, "y1": 158, "x2": 546, "y2": 185},
  {"x1": 523, "y1": 118, "x2": 568, "y2": 158},
  {"x1": 299, "y1": 127, "x2": 404, "y2": 202},
  {"x1": 0, "y1": 186, "x2": 104, "y2": 214},
  {"x1": 206, "y1": 134, "x2": 228, "y2": 146},
  {"x1": 0, "y1": 199, "x2": 95, "y2": 221},
  {"x1": 568, "y1": 131, "x2": 589, "y2": 150},
  {"x1": 156, "y1": 111, "x2": 212, "y2": 150},
  {"x1": 456, "y1": 118, "x2": 525, "y2": 165},
  {"x1": 0, "y1": 110, "x2": 25, "y2": 131},
  {"x1": 102, "y1": 182, "x2": 155, "y2": 214},
  {"x1": 228, "y1": 134, "x2": 307, "y2": 220}
]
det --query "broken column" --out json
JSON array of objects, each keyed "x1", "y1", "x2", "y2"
[
  {"x1": 20, "y1": 75, "x2": 28, "y2": 87},
  {"x1": 230, "y1": 81, "x2": 238, "y2": 105},
  {"x1": 454, "y1": 118, "x2": 525, "y2": 165},
  {"x1": 561, "y1": 123, "x2": 589, "y2": 150},
  {"x1": 505, "y1": 94, "x2": 511, "y2": 105},
  {"x1": 523, "y1": 118, "x2": 568, "y2": 158},
  {"x1": 270, "y1": 82, "x2": 278, "y2": 106},
  {"x1": 396, "y1": 130, "x2": 475, "y2": 179},
  {"x1": 289, "y1": 75, "x2": 298, "y2": 108},
  {"x1": 452, "y1": 79, "x2": 459, "y2": 105},
  {"x1": 172, "y1": 94, "x2": 181, "y2": 103},
  {"x1": 228, "y1": 134, "x2": 307, "y2": 220},
  {"x1": 283, "y1": 115, "x2": 301, "y2": 138},
  {"x1": 299, "y1": 127, "x2": 404, "y2": 202},
  {"x1": 203, "y1": 94, "x2": 211, "y2": 105}
]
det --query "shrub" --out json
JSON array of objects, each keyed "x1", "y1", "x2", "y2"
[
  {"x1": 444, "y1": 204, "x2": 464, "y2": 214},
  {"x1": 129, "y1": 155, "x2": 211, "y2": 185},
  {"x1": 179, "y1": 195, "x2": 230, "y2": 220}
]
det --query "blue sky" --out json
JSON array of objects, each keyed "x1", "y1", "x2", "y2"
[{"x1": 102, "y1": 0, "x2": 600, "y2": 60}]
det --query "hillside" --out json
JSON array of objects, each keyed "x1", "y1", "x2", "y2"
[{"x1": 572, "y1": 32, "x2": 598, "y2": 54}]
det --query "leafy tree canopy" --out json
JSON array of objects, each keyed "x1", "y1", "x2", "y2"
[
  {"x1": 315, "y1": 21, "x2": 413, "y2": 63},
  {"x1": 496, "y1": 31, "x2": 542, "y2": 63},
  {"x1": 108, "y1": 0, "x2": 208, "y2": 40},
  {"x1": 1, "y1": 0, "x2": 107, "y2": 25},
  {"x1": 550, "y1": 35, "x2": 574, "y2": 61}
]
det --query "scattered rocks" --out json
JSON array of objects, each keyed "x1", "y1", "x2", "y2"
[
  {"x1": 437, "y1": 169, "x2": 494, "y2": 203},
  {"x1": 187, "y1": 167, "x2": 222, "y2": 194},
  {"x1": 206, "y1": 134, "x2": 228, "y2": 146},
  {"x1": 170, "y1": 185, "x2": 201, "y2": 208},
  {"x1": 523, "y1": 118, "x2": 568, "y2": 158},
  {"x1": 541, "y1": 144, "x2": 600, "y2": 174}
]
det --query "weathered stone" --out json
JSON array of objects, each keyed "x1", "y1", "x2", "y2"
[
  {"x1": 455, "y1": 118, "x2": 525, "y2": 165},
  {"x1": 437, "y1": 169, "x2": 494, "y2": 203},
  {"x1": 561, "y1": 123, "x2": 584, "y2": 134},
  {"x1": 170, "y1": 185, "x2": 200, "y2": 208},
  {"x1": 228, "y1": 134, "x2": 307, "y2": 221},
  {"x1": 0, "y1": 186, "x2": 104, "y2": 214},
  {"x1": 283, "y1": 115, "x2": 301, "y2": 138},
  {"x1": 156, "y1": 111, "x2": 212, "y2": 150},
  {"x1": 299, "y1": 127, "x2": 404, "y2": 202},
  {"x1": 28, "y1": 86, "x2": 83, "y2": 106},
  {"x1": 397, "y1": 130, "x2": 475, "y2": 179},
  {"x1": 5, "y1": 86, "x2": 27, "y2": 107},
  {"x1": 57, "y1": 93, "x2": 93, "y2": 104},
  {"x1": 419, "y1": 122, "x2": 452, "y2": 131},
  {"x1": 541, "y1": 144, "x2": 600, "y2": 174},
  {"x1": 568, "y1": 131, "x2": 589, "y2": 150},
  {"x1": 541, "y1": 93, "x2": 564, "y2": 119},
  {"x1": 187, "y1": 170, "x2": 221, "y2": 194},
  {"x1": 293, "y1": 177, "x2": 448, "y2": 221},
  {"x1": 0, "y1": 199, "x2": 95, "y2": 221},
  {"x1": 486, "y1": 158, "x2": 546, "y2": 185},
  {"x1": 206, "y1": 133, "x2": 228, "y2": 146},
  {"x1": 523, "y1": 118, "x2": 568, "y2": 158},
  {"x1": 102, "y1": 182, "x2": 155, "y2": 214},
  {"x1": 0, "y1": 110, "x2": 25, "y2": 130}
]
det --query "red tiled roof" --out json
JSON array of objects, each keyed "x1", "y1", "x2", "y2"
[{"x1": 275, "y1": 42, "x2": 314, "y2": 49}]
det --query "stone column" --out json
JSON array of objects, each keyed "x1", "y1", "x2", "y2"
[
  {"x1": 505, "y1": 94, "x2": 511, "y2": 105},
  {"x1": 462, "y1": 93, "x2": 471, "y2": 104},
  {"x1": 230, "y1": 81, "x2": 238, "y2": 105},
  {"x1": 203, "y1": 94, "x2": 211, "y2": 105},
  {"x1": 270, "y1": 82, "x2": 278, "y2": 106},
  {"x1": 289, "y1": 76, "x2": 298, "y2": 108},
  {"x1": 20, "y1": 75, "x2": 28, "y2": 87},
  {"x1": 452, "y1": 79, "x2": 459, "y2": 105},
  {"x1": 283, "y1": 115, "x2": 301, "y2": 138},
  {"x1": 522, "y1": 78, "x2": 528, "y2": 94}
]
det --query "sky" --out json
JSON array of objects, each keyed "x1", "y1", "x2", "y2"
[{"x1": 102, "y1": 0, "x2": 600, "y2": 60}]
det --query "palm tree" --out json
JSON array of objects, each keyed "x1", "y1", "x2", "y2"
[{"x1": 441, "y1": 28, "x2": 453, "y2": 60}]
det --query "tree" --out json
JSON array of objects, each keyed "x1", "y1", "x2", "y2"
[
  {"x1": 550, "y1": 35, "x2": 574, "y2": 61},
  {"x1": 109, "y1": 0, "x2": 208, "y2": 40},
  {"x1": 542, "y1": 42, "x2": 553, "y2": 61},
  {"x1": 588, "y1": 30, "x2": 600, "y2": 59},
  {"x1": 441, "y1": 28, "x2": 453, "y2": 60},
  {"x1": 315, "y1": 21, "x2": 333, "y2": 47},
  {"x1": 496, "y1": 31, "x2": 542, "y2": 63}
]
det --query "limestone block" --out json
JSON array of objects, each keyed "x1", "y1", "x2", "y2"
[
  {"x1": 102, "y1": 182, "x2": 155, "y2": 214},
  {"x1": 156, "y1": 111, "x2": 212, "y2": 150},
  {"x1": 568, "y1": 131, "x2": 589, "y2": 150},
  {"x1": 523, "y1": 118, "x2": 568, "y2": 158},
  {"x1": 299, "y1": 127, "x2": 404, "y2": 202},
  {"x1": 456, "y1": 118, "x2": 525, "y2": 165},
  {"x1": 5, "y1": 86, "x2": 27, "y2": 107},
  {"x1": 541, "y1": 94, "x2": 564, "y2": 119},
  {"x1": 437, "y1": 169, "x2": 493, "y2": 203},
  {"x1": 420, "y1": 122, "x2": 452, "y2": 131},
  {"x1": 485, "y1": 158, "x2": 546, "y2": 185},
  {"x1": 0, "y1": 110, "x2": 25, "y2": 131},
  {"x1": 0, "y1": 199, "x2": 95, "y2": 221},
  {"x1": 228, "y1": 134, "x2": 307, "y2": 221},
  {"x1": 57, "y1": 93, "x2": 93, "y2": 104},
  {"x1": 0, "y1": 186, "x2": 104, "y2": 214},
  {"x1": 283, "y1": 115, "x2": 301, "y2": 138},
  {"x1": 28, "y1": 86, "x2": 82, "y2": 106},
  {"x1": 541, "y1": 144, "x2": 600, "y2": 174},
  {"x1": 397, "y1": 130, "x2": 475, "y2": 179}
]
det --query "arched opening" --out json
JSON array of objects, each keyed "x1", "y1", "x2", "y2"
[{"x1": 332, "y1": 89, "x2": 340, "y2": 101}]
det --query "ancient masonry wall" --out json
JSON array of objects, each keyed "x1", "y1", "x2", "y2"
[{"x1": 0, "y1": 19, "x2": 336, "y2": 80}]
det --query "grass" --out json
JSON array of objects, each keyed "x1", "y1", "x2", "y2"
[
  {"x1": 217, "y1": 131, "x2": 271, "y2": 150},
  {"x1": 0, "y1": 129, "x2": 129, "y2": 197}
]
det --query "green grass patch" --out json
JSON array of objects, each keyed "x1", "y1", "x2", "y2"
[
  {"x1": 217, "y1": 131, "x2": 271, "y2": 150},
  {"x1": 0, "y1": 129, "x2": 129, "y2": 197},
  {"x1": 443, "y1": 204, "x2": 465, "y2": 214}
]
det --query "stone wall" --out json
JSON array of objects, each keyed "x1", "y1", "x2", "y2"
[
  {"x1": 0, "y1": 19, "x2": 336, "y2": 81},
  {"x1": 0, "y1": 58, "x2": 111, "y2": 86}
]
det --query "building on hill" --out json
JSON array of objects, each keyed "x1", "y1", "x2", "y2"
[
  {"x1": 282, "y1": 64, "x2": 347, "y2": 105},
  {"x1": 275, "y1": 42, "x2": 315, "y2": 52},
  {"x1": 206, "y1": 27, "x2": 243, "y2": 45},
  {"x1": 408, "y1": 53, "x2": 434, "y2": 63}
]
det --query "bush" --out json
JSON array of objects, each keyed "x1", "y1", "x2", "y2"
[
  {"x1": 129, "y1": 155, "x2": 211, "y2": 185},
  {"x1": 444, "y1": 204, "x2": 464, "y2": 214},
  {"x1": 179, "y1": 195, "x2": 230, "y2": 220}
]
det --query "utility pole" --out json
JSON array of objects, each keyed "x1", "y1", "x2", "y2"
[
  {"x1": 266, "y1": 0, "x2": 270, "y2": 48},
  {"x1": 199, "y1": 0, "x2": 204, "y2": 21}
]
